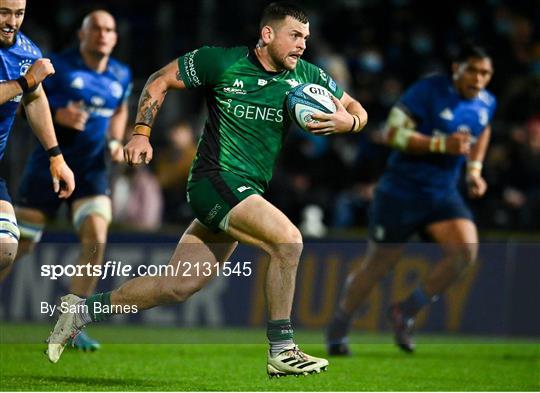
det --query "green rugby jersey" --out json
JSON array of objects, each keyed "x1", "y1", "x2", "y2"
[{"x1": 178, "y1": 46, "x2": 344, "y2": 192}]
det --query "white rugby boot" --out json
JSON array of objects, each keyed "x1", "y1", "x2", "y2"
[
  {"x1": 267, "y1": 344, "x2": 329, "y2": 378},
  {"x1": 45, "y1": 294, "x2": 85, "y2": 363}
]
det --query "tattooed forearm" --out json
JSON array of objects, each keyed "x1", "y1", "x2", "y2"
[
  {"x1": 136, "y1": 72, "x2": 168, "y2": 126},
  {"x1": 137, "y1": 90, "x2": 154, "y2": 125},
  {"x1": 140, "y1": 99, "x2": 162, "y2": 125}
]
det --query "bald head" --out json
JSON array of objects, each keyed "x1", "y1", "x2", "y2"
[
  {"x1": 79, "y1": 10, "x2": 117, "y2": 59},
  {"x1": 81, "y1": 10, "x2": 114, "y2": 31}
]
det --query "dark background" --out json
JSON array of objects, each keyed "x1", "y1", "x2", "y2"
[{"x1": 2, "y1": 0, "x2": 540, "y2": 235}]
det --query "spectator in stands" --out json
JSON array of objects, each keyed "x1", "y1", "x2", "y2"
[{"x1": 155, "y1": 121, "x2": 197, "y2": 224}]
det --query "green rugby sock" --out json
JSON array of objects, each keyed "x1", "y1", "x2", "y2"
[
  {"x1": 267, "y1": 319, "x2": 294, "y2": 357},
  {"x1": 85, "y1": 292, "x2": 113, "y2": 322}
]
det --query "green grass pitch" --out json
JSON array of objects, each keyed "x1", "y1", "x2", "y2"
[{"x1": 0, "y1": 323, "x2": 538, "y2": 391}]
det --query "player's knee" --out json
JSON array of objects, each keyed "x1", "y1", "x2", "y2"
[
  {"x1": 268, "y1": 226, "x2": 303, "y2": 267},
  {"x1": 0, "y1": 241, "x2": 18, "y2": 270},
  {"x1": 450, "y1": 243, "x2": 478, "y2": 273},
  {"x1": 0, "y1": 212, "x2": 20, "y2": 269},
  {"x1": 0, "y1": 255, "x2": 14, "y2": 271},
  {"x1": 461, "y1": 244, "x2": 478, "y2": 269},
  {"x1": 79, "y1": 221, "x2": 108, "y2": 245},
  {"x1": 73, "y1": 197, "x2": 111, "y2": 243},
  {"x1": 0, "y1": 248, "x2": 16, "y2": 270}
]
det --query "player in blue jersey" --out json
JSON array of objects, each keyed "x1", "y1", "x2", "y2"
[
  {"x1": 0, "y1": 0, "x2": 74, "y2": 276},
  {"x1": 326, "y1": 44, "x2": 495, "y2": 355},
  {"x1": 4, "y1": 10, "x2": 131, "y2": 351}
]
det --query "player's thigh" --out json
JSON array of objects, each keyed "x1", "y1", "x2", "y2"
[
  {"x1": 72, "y1": 195, "x2": 111, "y2": 243},
  {"x1": 424, "y1": 191, "x2": 477, "y2": 244},
  {"x1": 425, "y1": 190, "x2": 478, "y2": 252},
  {"x1": 368, "y1": 189, "x2": 421, "y2": 244},
  {"x1": 162, "y1": 219, "x2": 238, "y2": 290},
  {"x1": 187, "y1": 172, "x2": 300, "y2": 256},
  {"x1": 426, "y1": 218, "x2": 478, "y2": 244},
  {"x1": 187, "y1": 172, "x2": 261, "y2": 232},
  {"x1": 425, "y1": 218, "x2": 478, "y2": 262},
  {"x1": 226, "y1": 194, "x2": 302, "y2": 256},
  {"x1": 176, "y1": 218, "x2": 239, "y2": 264}
]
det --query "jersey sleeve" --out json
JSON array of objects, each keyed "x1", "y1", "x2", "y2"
[
  {"x1": 306, "y1": 63, "x2": 344, "y2": 99},
  {"x1": 22, "y1": 33, "x2": 43, "y2": 58},
  {"x1": 32, "y1": 45, "x2": 43, "y2": 59},
  {"x1": 397, "y1": 78, "x2": 432, "y2": 123},
  {"x1": 478, "y1": 94, "x2": 497, "y2": 135},
  {"x1": 177, "y1": 46, "x2": 247, "y2": 89}
]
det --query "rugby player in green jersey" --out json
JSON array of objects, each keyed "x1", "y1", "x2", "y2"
[{"x1": 46, "y1": 2, "x2": 367, "y2": 377}]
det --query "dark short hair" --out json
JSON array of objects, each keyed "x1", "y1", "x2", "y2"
[
  {"x1": 260, "y1": 2, "x2": 309, "y2": 30},
  {"x1": 454, "y1": 43, "x2": 491, "y2": 63}
]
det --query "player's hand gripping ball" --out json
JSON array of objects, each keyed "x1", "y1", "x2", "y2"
[{"x1": 286, "y1": 83, "x2": 336, "y2": 132}]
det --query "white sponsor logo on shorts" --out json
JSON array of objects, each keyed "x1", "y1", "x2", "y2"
[{"x1": 237, "y1": 186, "x2": 252, "y2": 193}]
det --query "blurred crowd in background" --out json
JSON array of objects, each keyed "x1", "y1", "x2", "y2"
[{"x1": 1, "y1": 0, "x2": 539, "y2": 235}]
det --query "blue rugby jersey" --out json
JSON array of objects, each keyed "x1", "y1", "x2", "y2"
[
  {"x1": 0, "y1": 32, "x2": 42, "y2": 160},
  {"x1": 27, "y1": 47, "x2": 132, "y2": 171},
  {"x1": 379, "y1": 74, "x2": 497, "y2": 198}
]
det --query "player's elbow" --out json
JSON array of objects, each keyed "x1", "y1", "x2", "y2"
[
  {"x1": 387, "y1": 126, "x2": 414, "y2": 151},
  {"x1": 145, "y1": 69, "x2": 170, "y2": 93}
]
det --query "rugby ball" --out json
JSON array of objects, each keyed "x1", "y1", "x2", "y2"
[{"x1": 286, "y1": 83, "x2": 336, "y2": 131}]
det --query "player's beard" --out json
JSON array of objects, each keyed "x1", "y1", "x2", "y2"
[
  {"x1": 0, "y1": 29, "x2": 17, "y2": 48},
  {"x1": 268, "y1": 44, "x2": 296, "y2": 71}
]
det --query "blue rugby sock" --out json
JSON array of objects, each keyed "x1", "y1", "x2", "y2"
[{"x1": 399, "y1": 287, "x2": 432, "y2": 317}]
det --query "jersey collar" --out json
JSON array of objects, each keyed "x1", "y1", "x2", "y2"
[{"x1": 248, "y1": 49, "x2": 287, "y2": 76}]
